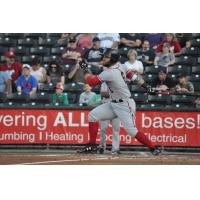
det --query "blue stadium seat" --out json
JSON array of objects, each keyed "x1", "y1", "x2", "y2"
[{"x1": 25, "y1": 33, "x2": 44, "y2": 38}]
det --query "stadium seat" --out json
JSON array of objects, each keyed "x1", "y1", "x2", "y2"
[
  {"x1": 145, "y1": 65, "x2": 160, "y2": 74},
  {"x1": 7, "y1": 93, "x2": 30, "y2": 103},
  {"x1": 10, "y1": 46, "x2": 27, "y2": 55},
  {"x1": 191, "y1": 38, "x2": 200, "y2": 47},
  {"x1": 168, "y1": 74, "x2": 178, "y2": 82},
  {"x1": 64, "y1": 83, "x2": 84, "y2": 93},
  {"x1": 51, "y1": 47, "x2": 64, "y2": 55},
  {"x1": 67, "y1": 93, "x2": 78, "y2": 104},
  {"x1": 38, "y1": 83, "x2": 56, "y2": 93},
  {"x1": 25, "y1": 33, "x2": 44, "y2": 38},
  {"x1": 89, "y1": 65, "x2": 102, "y2": 75},
  {"x1": 0, "y1": 47, "x2": 8, "y2": 55},
  {"x1": 0, "y1": 93, "x2": 6, "y2": 103},
  {"x1": 30, "y1": 46, "x2": 50, "y2": 56},
  {"x1": 0, "y1": 37, "x2": 15, "y2": 46},
  {"x1": 142, "y1": 74, "x2": 157, "y2": 83},
  {"x1": 43, "y1": 55, "x2": 60, "y2": 64},
  {"x1": 171, "y1": 94, "x2": 195, "y2": 104},
  {"x1": 57, "y1": 39, "x2": 68, "y2": 47},
  {"x1": 4, "y1": 33, "x2": 24, "y2": 39},
  {"x1": 192, "y1": 66, "x2": 200, "y2": 74},
  {"x1": 18, "y1": 38, "x2": 36, "y2": 47},
  {"x1": 140, "y1": 104, "x2": 165, "y2": 109},
  {"x1": 148, "y1": 94, "x2": 171, "y2": 104},
  {"x1": 175, "y1": 56, "x2": 196, "y2": 66},
  {"x1": 181, "y1": 47, "x2": 200, "y2": 56},
  {"x1": 22, "y1": 55, "x2": 42, "y2": 64},
  {"x1": 192, "y1": 34, "x2": 200, "y2": 39},
  {"x1": 30, "y1": 93, "x2": 51, "y2": 104},
  {"x1": 166, "y1": 104, "x2": 195, "y2": 109},
  {"x1": 188, "y1": 74, "x2": 200, "y2": 82},
  {"x1": 168, "y1": 65, "x2": 191, "y2": 75},
  {"x1": 130, "y1": 85, "x2": 146, "y2": 93},
  {"x1": 118, "y1": 47, "x2": 130, "y2": 57},
  {"x1": 192, "y1": 82, "x2": 200, "y2": 92},
  {"x1": 48, "y1": 33, "x2": 61, "y2": 38},
  {"x1": 38, "y1": 38, "x2": 56, "y2": 47},
  {"x1": 131, "y1": 93, "x2": 147, "y2": 104}
]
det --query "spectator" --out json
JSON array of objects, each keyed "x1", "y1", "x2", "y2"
[
  {"x1": 67, "y1": 59, "x2": 90, "y2": 83},
  {"x1": 154, "y1": 43, "x2": 175, "y2": 67},
  {"x1": 0, "y1": 51, "x2": 22, "y2": 92},
  {"x1": 156, "y1": 33, "x2": 182, "y2": 56},
  {"x1": 62, "y1": 36, "x2": 84, "y2": 65},
  {"x1": 79, "y1": 84, "x2": 100, "y2": 105},
  {"x1": 57, "y1": 33, "x2": 79, "y2": 45},
  {"x1": 137, "y1": 40, "x2": 155, "y2": 66},
  {"x1": 0, "y1": 70, "x2": 12, "y2": 96},
  {"x1": 30, "y1": 57, "x2": 47, "y2": 85},
  {"x1": 52, "y1": 82, "x2": 69, "y2": 105},
  {"x1": 181, "y1": 40, "x2": 192, "y2": 54},
  {"x1": 85, "y1": 37, "x2": 104, "y2": 65},
  {"x1": 47, "y1": 61, "x2": 65, "y2": 85},
  {"x1": 119, "y1": 33, "x2": 142, "y2": 49},
  {"x1": 195, "y1": 97, "x2": 200, "y2": 109},
  {"x1": 124, "y1": 49, "x2": 144, "y2": 74},
  {"x1": 151, "y1": 66, "x2": 176, "y2": 92},
  {"x1": 144, "y1": 33, "x2": 164, "y2": 49},
  {"x1": 16, "y1": 64, "x2": 38, "y2": 95},
  {"x1": 175, "y1": 73, "x2": 194, "y2": 94},
  {"x1": 97, "y1": 33, "x2": 120, "y2": 50},
  {"x1": 77, "y1": 33, "x2": 93, "y2": 49}
]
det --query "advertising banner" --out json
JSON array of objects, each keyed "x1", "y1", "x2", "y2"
[{"x1": 0, "y1": 109, "x2": 200, "y2": 146}]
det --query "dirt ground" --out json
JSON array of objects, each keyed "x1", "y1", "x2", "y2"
[{"x1": 0, "y1": 150, "x2": 200, "y2": 165}]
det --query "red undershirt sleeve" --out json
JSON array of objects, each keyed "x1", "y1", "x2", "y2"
[{"x1": 86, "y1": 75, "x2": 102, "y2": 86}]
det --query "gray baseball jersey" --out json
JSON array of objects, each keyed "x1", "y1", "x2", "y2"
[
  {"x1": 98, "y1": 62, "x2": 137, "y2": 100},
  {"x1": 88, "y1": 62, "x2": 139, "y2": 138}
]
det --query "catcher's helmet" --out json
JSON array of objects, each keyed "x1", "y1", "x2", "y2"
[{"x1": 104, "y1": 49, "x2": 120, "y2": 66}]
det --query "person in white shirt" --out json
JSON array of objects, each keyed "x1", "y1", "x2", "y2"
[
  {"x1": 124, "y1": 49, "x2": 144, "y2": 74},
  {"x1": 97, "y1": 33, "x2": 120, "y2": 50}
]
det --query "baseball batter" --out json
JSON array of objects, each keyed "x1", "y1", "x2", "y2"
[
  {"x1": 99, "y1": 82, "x2": 121, "y2": 155},
  {"x1": 78, "y1": 50, "x2": 161, "y2": 156}
]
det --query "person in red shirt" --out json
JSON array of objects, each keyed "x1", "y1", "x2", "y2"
[
  {"x1": 0, "y1": 50, "x2": 22, "y2": 92},
  {"x1": 62, "y1": 36, "x2": 84, "y2": 65},
  {"x1": 156, "y1": 33, "x2": 182, "y2": 56}
]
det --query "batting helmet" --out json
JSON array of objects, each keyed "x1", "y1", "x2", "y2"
[{"x1": 104, "y1": 49, "x2": 120, "y2": 66}]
